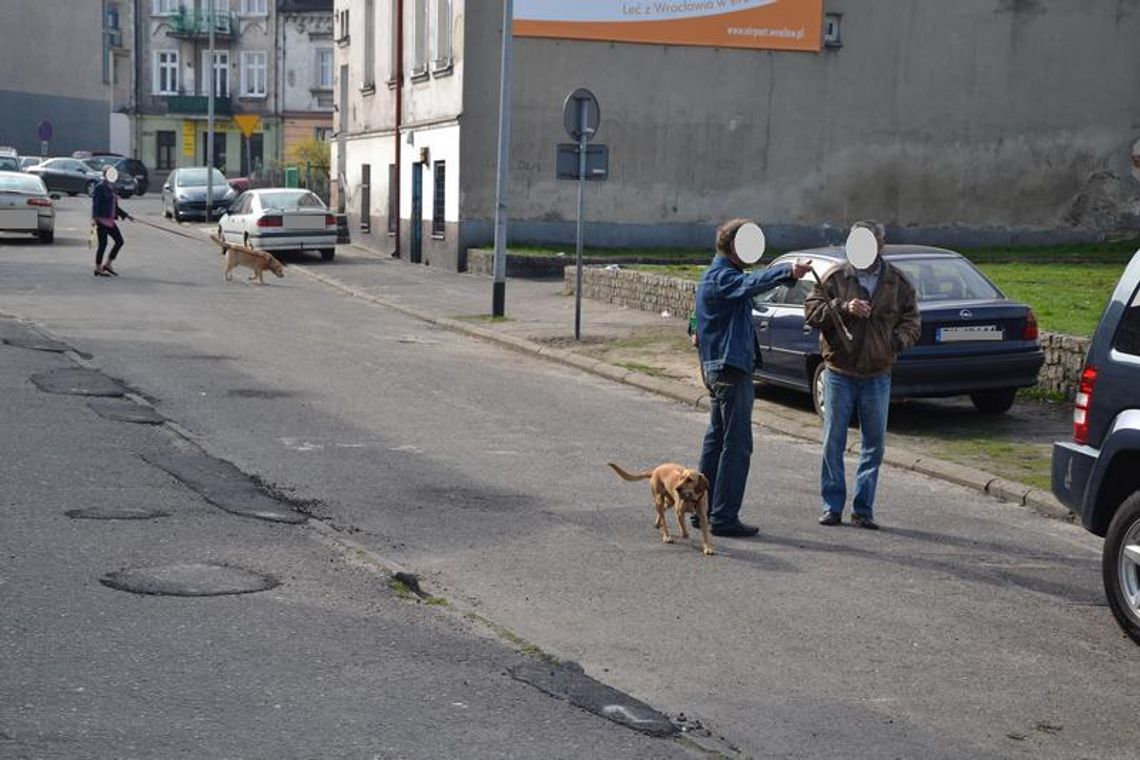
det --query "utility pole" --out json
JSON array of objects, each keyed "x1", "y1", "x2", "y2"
[
  {"x1": 206, "y1": 1, "x2": 216, "y2": 216},
  {"x1": 491, "y1": 0, "x2": 513, "y2": 317}
]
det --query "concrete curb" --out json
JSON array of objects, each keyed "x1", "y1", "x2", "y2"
[{"x1": 291, "y1": 261, "x2": 1073, "y2": 524}]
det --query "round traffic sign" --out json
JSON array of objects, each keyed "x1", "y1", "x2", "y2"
[
  {"x1": 563, "y1": 89, "x2": 600, "y2": 142},
  {"x1": 37, "y1": 120, "x2": 53, "y2": 141}
]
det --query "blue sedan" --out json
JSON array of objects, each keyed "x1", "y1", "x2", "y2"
[{"x1": 751, "y1": 245, "x2": 1045, "y2": 416}]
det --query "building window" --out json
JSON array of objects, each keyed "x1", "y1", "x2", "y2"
[
  {"x1": 241, "y1": 0, "x2": 267, "y2": 15},
  {"x1": 336, "y1": 8, "x2": 350, "y2": 43},
  {"x1": 388, "y1": 0, "x2": 398, "y2": 83},
  {"x1": 156, "y1": 130, "x2": 176, "y2": 170},
  {"x1": 363, "y1": 0, "x2": 375, "y2": 90},
  {"x1": 823, "y1": 13, "x2": 842, "y2": 48},
  {"x1": 201, "y1": 51, "x2": 229, "y2": 98},
  {"x1": 412, "y1": 0, "x2": 428, "y2": 77},
  {"x1": 241, "y1": 51, "x2": 267, "y2": 97},
  {"x1": 316, "y1": 48, "x2": 334, "y2": 89},
  {"x1": 431, "y1": 161, "x2": 445, "y2": 237},
  {"x1": 152, "y1": 0, "x2": 177, "y2": 14},
  {"x1": 387, "y1": 163, "x2": 397, "y2": 234},
  {"x1": 154, "y1": 50, "x2": 179, "y2": 94},
  {"x1": 433, "y1": 0, "x2": 451, "y2": 70},
  {"x1": 315, "y1": 127, "x2": 333, "y2": 142}
]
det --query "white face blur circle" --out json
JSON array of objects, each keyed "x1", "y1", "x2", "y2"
[
  {"x1": 846, "y1": 226, "x2": 879, "y2": 270},
  {"x1": 104, "y1": 167, "x2": 119, "y2": 184},
  {"x1": 733, "y1": 222, "x2": 766, "y2": 265}
]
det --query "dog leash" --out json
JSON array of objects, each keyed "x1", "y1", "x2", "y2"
[{"x1": 124, "y1": 215, "x2": 211, "y2": 243}]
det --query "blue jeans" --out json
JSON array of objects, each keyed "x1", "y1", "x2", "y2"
[
  {"x1": 820, "y1": 370, "x2": 891, "y2": 518},
  {"x1": 699, "y1": 366, "x2": 754, "y2": 526}
]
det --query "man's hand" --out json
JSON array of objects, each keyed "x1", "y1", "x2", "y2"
[
  {"x1": 846, "y1": 298, "x2": 872, "y2": 318},
  {"x1": 791, "y1": 258, "x2": 812, "y2": 280}
]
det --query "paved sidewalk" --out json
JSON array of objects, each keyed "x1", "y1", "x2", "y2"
[{"x1": 287, "y1": 243, "x2": 1072, "y2": 522}]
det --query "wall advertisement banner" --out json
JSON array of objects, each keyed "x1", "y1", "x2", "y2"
[{"x1": 514, "y1": 0, "x2": 823, "y2": 52}]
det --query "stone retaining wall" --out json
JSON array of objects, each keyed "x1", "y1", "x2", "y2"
[{"x1": 565, "y1": 266, "x2": 1091, "y2": 399}]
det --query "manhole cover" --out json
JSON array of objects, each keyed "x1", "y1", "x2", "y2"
[
  {"x1": 87, "y1": 398, "x2": 165, "y2": 424},
  {"x1": 66, "y1": 507, "x2": 169, "y2": 520},
  {"x1": 31, "y1": 368, "x2": 125, "y2": 397},
  {"x1": 100, "y1": 563, "x2": 278, "y2": 596}
]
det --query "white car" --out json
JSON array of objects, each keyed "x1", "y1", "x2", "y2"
[
  {"x1": 0, "y1": 170, "x2": 56, "y2": 243},
  {"x1": 217, "y1": 188, "x2": 337, "y2": 261}
]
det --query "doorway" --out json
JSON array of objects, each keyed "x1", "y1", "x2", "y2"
[{"x1": 411, "y1": 162, "x2": 422, "y2": 264}]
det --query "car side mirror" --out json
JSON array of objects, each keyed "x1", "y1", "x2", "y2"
[{"x1": 162, "y1": 184, "x2": 171, "y2": 192}]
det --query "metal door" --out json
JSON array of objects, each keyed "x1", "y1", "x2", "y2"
[{"x1": 411, "y1": 162, "x2": 423, "y2": 264}]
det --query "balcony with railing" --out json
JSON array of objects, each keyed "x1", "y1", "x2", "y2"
[
  {"x1": 165, "y1": 9, "x2": 236, "y2": 39},
  {"x1": 166, "y1": 95, "x2": 233, "y2": 115}
]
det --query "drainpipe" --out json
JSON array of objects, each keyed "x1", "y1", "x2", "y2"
[{"x1": 392, "y1": 0, "x2": 403, "y2": 258}]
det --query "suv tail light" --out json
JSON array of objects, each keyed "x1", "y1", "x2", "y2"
[
  {"x1": 1073, "y1": 365, "x2": 1097, "y2": 445},
  {"x1": 1023, "y1": 308, "x2": 1039, "y2": 341},
  {"x1": 257, "y1": 215, "x2": 282, "y2": 228},
  {"x1": 325, "y1": 214, "x2": 335, "y2": 226}
]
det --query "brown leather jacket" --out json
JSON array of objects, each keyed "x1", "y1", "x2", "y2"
[{"x1": 804, "y1": 260, "x2": 921, "y2": 378}]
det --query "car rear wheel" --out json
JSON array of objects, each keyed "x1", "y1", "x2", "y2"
[
  {"x1": 812, "y1": 363, "x2": 827, "y2": 419},
  {"x1": 969, "y1": 388, "x2": 1017, "y2": 414},
  {"x1": 1103, "y1": 491, "x2": 1140, "y2": 645},
  {"x1": 320, "y1": 248, "x2": 335, "y2": 262},
  {"x1": 38, "y1": 229, "x2": 53, "y2": 244}
]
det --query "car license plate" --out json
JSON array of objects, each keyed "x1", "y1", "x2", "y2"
[
  {"x1": 937, "y1": 325, "x2": 1004, "y2": 342},
  {"x1": 0, "y1": 209, "x2": 37, "y2": 229},
  {"x1": 283, "y1": 214, "x2": 325, "y2": 230}
]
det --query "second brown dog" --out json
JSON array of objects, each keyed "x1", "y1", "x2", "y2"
[{"x1": 607, "y1": 462, "x2": 713, "y2": 555}]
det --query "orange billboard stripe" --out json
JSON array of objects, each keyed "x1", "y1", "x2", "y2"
[{"x1": 515, "y1": 3, "x2": 823, "y2": 51}]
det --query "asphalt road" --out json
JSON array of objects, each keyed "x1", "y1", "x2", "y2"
[{"x1": 2, "y1": 195, "x2": 1138, "y2": 759}]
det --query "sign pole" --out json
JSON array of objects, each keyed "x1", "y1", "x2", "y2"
[
  {"x1": 574, "y1": 100, "x2": 588, "y2": 341},
  {"x1": 491, "y1": 0, "x2": 513, "y2": 318},
  {"x1": 206, "y1": 5, "x2": 216, "y2": 217}
]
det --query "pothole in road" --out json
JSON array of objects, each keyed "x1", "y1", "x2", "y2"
[
  {"x1": 66, "y1": 507, "x2": 170, "y2": 520},
  {"x1": 3, "y1": 337, "x2": 75, "y2": 354},
  {"x1": 226, "y1": 389, "x2": 297, "y2": 399},
  {"x1": 86, "y1": 398, "x2": 166, "y2": 425},
  {"x1": 100, "y1": 563, "x2": 279, "y2": 596},
  {"x1": 31, "y1": 368, "x2": 126, "y2": 397}
]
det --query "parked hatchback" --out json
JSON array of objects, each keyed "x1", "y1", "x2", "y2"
[
  {"x1": 1051, "y1": 249, "x2": 1140, "y2": 644},
  {"x1": 162, "y1": 167, "x2": 236, "y2": 222},
  {"x1": 86, "y1": 156, "x2": 149, "y2": 195},
  {"x1": 751, "y1": 245, "x2": 1045, "y2": 415},
  {"x1": 217, "y1": 188, "x2": 337, "y2": 261}
]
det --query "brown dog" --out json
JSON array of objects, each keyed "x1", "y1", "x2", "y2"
[
  {"x1": 607, "y1": 462, "x2": 713, "y2": 555},
  {"x1": 223, "y1": 246, "x2": 285, "y2": 284},
  {"x1": 212, "y1": 234, "x2": 285, "y2": 284}
]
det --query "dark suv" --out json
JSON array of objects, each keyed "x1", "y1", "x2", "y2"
[
  {"x1": 1052, "y1": 249, "x2": 1140, "y2": 643},
  {"x1": 85, "y1": 156, "x2": 150, "y2": 195}
]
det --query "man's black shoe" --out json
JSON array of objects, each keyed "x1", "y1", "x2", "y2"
[
  {"x1": 818, "y1": 511, "x2": 841, "y2": 526},
  {"x1": 710, "y1": 521, "x2": 759, "y2": 537},
  {"x1": 851, "y1": 514, "x2": 880, "y2": 530}
]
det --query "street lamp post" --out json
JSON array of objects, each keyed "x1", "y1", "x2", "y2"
[{"x1": 491, "y1": 0, "x2": 513, "y2": 317}]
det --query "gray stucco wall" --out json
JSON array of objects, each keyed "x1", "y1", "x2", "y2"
[
  {"x1": 461, "y1": 1, "x2": 1140, "y2": 250},
  {"x1": 0, "y1": 0, "x2": 109, "y2": 155}
]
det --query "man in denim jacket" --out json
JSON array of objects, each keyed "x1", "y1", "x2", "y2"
[{"x1": 695, "y1": 219, "x2": 811, "y2": 537}]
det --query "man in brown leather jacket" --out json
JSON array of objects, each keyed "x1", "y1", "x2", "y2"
[{"x1": 804, "y1": 221, "x2": 921, "y2": 529}]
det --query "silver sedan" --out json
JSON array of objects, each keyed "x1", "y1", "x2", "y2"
[
  {"x1": 217, "y1": 188, "x2": 337, "y2": 261},
  {"x1": 0, "y1": 170, "x2": 56, "y2": 243}
]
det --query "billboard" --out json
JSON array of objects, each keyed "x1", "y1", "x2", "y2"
[{"x1": 514, "y1": 0, "x2": 823, "y2": 52}]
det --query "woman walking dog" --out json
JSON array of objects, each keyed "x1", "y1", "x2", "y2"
[{"x1": 90, "y1": 166, "x2": 133, "y2": 277}]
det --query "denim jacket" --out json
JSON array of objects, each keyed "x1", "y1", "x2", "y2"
[{"x1": 696, "y1": 256, "x2": 795, "y2": 375}]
